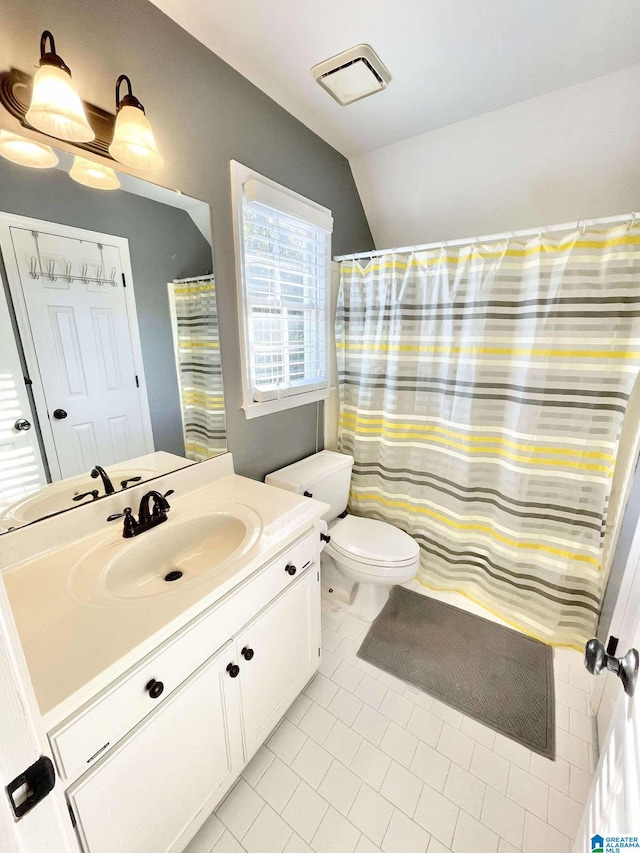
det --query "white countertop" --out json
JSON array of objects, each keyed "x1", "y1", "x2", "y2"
[{"x1": 1, "y1": 454, "x2": 327, "y2": 727}]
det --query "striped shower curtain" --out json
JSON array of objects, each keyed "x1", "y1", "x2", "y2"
[
  {"x1": 337, "y1": 226, "x2": 640, "y2": 647},
  {"x1": 169, "y1": 277, "x2": 227, "y2": 461}
]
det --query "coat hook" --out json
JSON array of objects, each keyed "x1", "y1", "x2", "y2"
[
  {"x1": 110, "y1": 266, "x2": 117, "y2": 286},
  {"x1": 29, "y1": 257, "x2": 39, "y2": 279},
  {"x1": 81, "y1": 263, "x2": 88, "y2": 283},
  {"x1": 47, "y1": 258, "x2": 57, "y2": 282}
]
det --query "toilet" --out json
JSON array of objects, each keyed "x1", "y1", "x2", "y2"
[{"x1": 266, "y1": 450, "x2": 420, "y2": 620}]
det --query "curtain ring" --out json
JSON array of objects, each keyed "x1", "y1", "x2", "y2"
[
  {"x1": 628, "y1": 213, "x2": 638, "y2": 230},
  {"x1": 579, "y1": 220, "x2": 587, "y2": 236}
]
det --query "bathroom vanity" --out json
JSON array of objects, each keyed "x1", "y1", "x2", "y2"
[{"x1": 1, "y1": 454, "x2": 327, "y2": 853}]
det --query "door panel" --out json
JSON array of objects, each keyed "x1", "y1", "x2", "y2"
[
  {"x1": 68, "y1": 641, "x2": 242, "y2": 853},
  {"x1": 236, "y1": 567, "x2": 320, "y2": 758},
  {"x1": 0, "y1": 281, "x2": 46, "y2": 519},
  {"x1": 8, "y1": 226, "x2": 150, "y2": 479}
]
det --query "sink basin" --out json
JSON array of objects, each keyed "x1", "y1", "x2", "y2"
[{"x1": 68, "y1": 502, "x2": 262, "y2": 603}]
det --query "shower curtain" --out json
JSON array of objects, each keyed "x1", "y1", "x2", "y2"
[
  {"x1": 337, "y1": 226, "x2": 640, "y2": 647},
  {"x1": 169, "y1": 277, "x2": 226, "y2": 461}
]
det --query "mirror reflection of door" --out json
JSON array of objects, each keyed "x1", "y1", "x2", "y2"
[{"x1": 3, "y1": 220, "x2": 154, "y2": 481}]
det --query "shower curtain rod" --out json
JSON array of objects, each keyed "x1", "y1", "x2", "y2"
[
  {"x1": 172, "y1": 273, "x2": 215, "y2": 283},
  {"x1": 333, "y1": 211, "x2": 639, "y2": 263}
]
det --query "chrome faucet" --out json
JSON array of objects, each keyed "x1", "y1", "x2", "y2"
[
  {"x1": 91, "y1": 465, "x2": 116, "y2": 495},
  {"x1": 107, "y1": 489, "x2": 174, "y2": 538}
]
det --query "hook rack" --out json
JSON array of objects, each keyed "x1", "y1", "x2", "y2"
[{"x1": 28, "y1": 232, "x2": 117, "y2": 286}]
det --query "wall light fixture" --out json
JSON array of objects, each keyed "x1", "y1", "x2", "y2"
[
  {"x1": 0, "y1": 129, "x2": 59, "y2": 168},
  {"x1": 69, "y1": 155, "x2": 120, "y2": 190},
  {"x1": 109, "y1": 75, "x2": 163, "y2": 170}
]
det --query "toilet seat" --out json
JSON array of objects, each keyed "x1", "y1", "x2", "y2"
[{"x1": 326, "y1": 515, "x2": 419, "y2": 572}]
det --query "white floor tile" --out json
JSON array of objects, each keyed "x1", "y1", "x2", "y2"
[
  {"x1": 268, "y1": 720, "x2": 307, "y2": 765},
  {"x1": 380, "y1": 761, "x2": 423, "y2": 817},
  {"x1": 329, "y1": 687, "x2": 365, "y2": 726},
  {"x1": 322, "y1": 626, "x2": 343, "y2": 652},
  {"x1": 430, "y1": 699, "x2": 463, "y2": 729},
  {"x1": 529, "y1": 752, "x2": 570, "y2": 794},
  {"x1": 291, "y1": 738, "x2": 333, "y2": 789},
  {"x1": 437, "y1": 723, "x2": 475, "y2": 770},
  {"x1": 216, "y1": 779, "x2": 265, "y2": 840},
  {"x1": 282, "y1": 780, "x2": 329, "y2": 843},
  {"x1": 443, "y1": 763, "x2": 486, "y2": 819},
  {"x1": 452, "y1": 811, "x2": 499, "y2": 853},
  {"x1": 481, "y1": 786, "x2": 525, "y2": 848},
  {"x1": 497, "y1": 841, "x2": 520, "y2": 853},
  {"x1": 555, "y1": 681, "x2": 587, "y2": 714},
  {"x1": 355, "y1": 674, "x2": 388, "y2": 708},
  {"x1": 284, "y1": 835, "x2": 314, "y2": 853},
  {"x1": 318, "y1": 650, "x2": 340, "y2": 679},
  {"x1": 355, "y1": 836, "x2": 383, "y2": 853},
  {"x1": 243, "y1": 803, "x2": 293, "y2": 853},
  {"x1": 377, "y1": 671, "x2": 410, "y2": 694},
  {"x1": 318, "y1": 760, "x2": 362, "y2": 817},
  {"x1": 334, "y1": 660, "x2": 365, "y2": 693},
  {"x1": 323, "y1": 608, "x2": 347, "y2": 630},
  {"x1": 406, "y1": 705, "x2": 444, "y2": 747},
  {"x1": 381, "y1": 809, "x2": 430, "y2": 853},
  {"x1": 350, "y1": 739, "x2": 393, "y2": 791},
  {"x1": 256, "y1": 756, "x2": 301, "y2": 812},
  {"x1": 287, "y1": 693, "x2": 313, "y2": 726},
  {"x1": 569, "y1": 764, "x2": 593, "y2": 804},
  {"x1": 410, "y1": 741, "x2": 451, "y2": 792},
  {"x1": 555, "y1": 728, "x2": 590, "y2": 771},
  {"x1": 556, "y1": 702, "x2": 570, "y2": 732},
  {"x1": 242, "y1": 745, "x2": 275, "y2": 787},
  {"x1": 336, "y1": 637, "x2": 361, "y2": 664},
  {"x1": 324, "y1": 719, "x2": 364, "y2": 765},
  {"x1": 569, "y1": 707, "x2": 594, "y2": 743},
  {"x1": 299, "y1": 703, "x2": 336, "y2": 744},
  {"x1": 339, "y1": 615, "x2": 368, "y2": 641},
  {"x1": 305, "y1": 673, "x2": 339, "y2": 708},
  {"x1": 379, "y1": 690, "x2": 414, "y2": 728},
  {"x1": 414, "y1": 782, "x2": 459, "y2": 847},
  {"x1": 380, "y1": 721, "x2": 419, "y2": 768},
  {"x1": 404, "y1": 684, "x2": 434, "y2": 711},
  {"x1": 348, "y1": 783, "x2": 394, "y2": 846},
  {"x1": 211, "y1": 830, "x2": 245, "y2": 853},
  {"x1": 507, "y1": 765, "x2": 549, "y2": 820},
  {"x1": 427, "y1": 839, "x2": 450, "y2": 853},
  {"x1": 353, "y1": 703, "x2": 390, "y2": 746},
  {"x1": 312, "y1": 806, "x2": 361, "y2": 853},
  {"x1": 185, "y1": 812, "x2": 225, "y2": 853},
  {"x1": 522, "y1": 812, "x2": 571, "y2": 853},
  {"x1": 493, "y1": 733, "x2": 531, "y2": 771},
  {"x1": 469, "y1": 743, "x2": 510, "y2": 794},
  {"x1": 460, "y1": 716, "x2": 496, "y2": 750},
  {"x1": 547, "y1": 788, "x2": 584, "y2": 838}
]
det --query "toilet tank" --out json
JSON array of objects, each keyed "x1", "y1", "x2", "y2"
[{"x1": 265, "y1": 451, "x2": 354, "y2": 522}]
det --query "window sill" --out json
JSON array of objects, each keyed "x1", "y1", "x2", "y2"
[{"x1": 242, "y1": 387, "x2": 332, "y2": 419}]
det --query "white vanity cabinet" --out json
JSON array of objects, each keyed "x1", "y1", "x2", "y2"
[{"x1": 56, "y1": 529, "x2": 321, "y2": 853}]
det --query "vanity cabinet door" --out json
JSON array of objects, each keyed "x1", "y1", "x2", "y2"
[
  {"x1": 67, "y1": 641, "x2": 242, "y2": 853},
  {"x1": 235, "y1": 566, "x2": 321, "y2": 759}
]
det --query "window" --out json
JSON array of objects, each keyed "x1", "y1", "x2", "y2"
[{"x1": 231, "y1": 161, "x2": 333, "y2": 418}]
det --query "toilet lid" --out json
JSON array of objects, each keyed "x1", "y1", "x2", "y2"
[{"x1": 329, "y1": 515, "x2": 419, "y2": 565}]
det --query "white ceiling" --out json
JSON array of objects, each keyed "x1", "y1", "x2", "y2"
[{"x1": 149, "y1": 0, "x2": 640, "y2": 158}]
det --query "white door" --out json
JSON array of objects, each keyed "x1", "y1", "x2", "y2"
[
  {"x1": 67, "y1": 641, "x2": 243, "y2": 853},
  {"x1": 0, "y1": 281, "x2": 47, "y2": 518},
  {"x1": 574, "y1": 536, "x2": 640, "y2": 846},
  {"x1": 4, "y1": 222, "x2": 153, "y2": 479},
  {"x1": 235, "y1": 568, "x2": 320, "y2": 759}
]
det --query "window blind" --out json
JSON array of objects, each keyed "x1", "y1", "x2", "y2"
[{"x1": 241, "y1": 182, "x2": 332, "y2": 403}]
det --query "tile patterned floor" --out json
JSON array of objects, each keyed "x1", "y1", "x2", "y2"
[{"x1": 186, "y1": 583, "x2": 594, "y2": 853}]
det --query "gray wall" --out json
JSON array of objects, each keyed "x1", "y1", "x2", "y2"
[
  {"x1": 0, "y1": 0, "x2": 374, "y2": 481},
  {"x1": 0, "y1": 158, "x2": 213, "y2": 457}
]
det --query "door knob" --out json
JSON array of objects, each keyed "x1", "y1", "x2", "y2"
[
  {"x1": 14, "y1": 418, "x2": 31, "y2": 431},
  {"x1": 241, "y1": 647, "x2": 254, "y2": 661},
  {"x1": 145, "y1": 679, "x2": 164, "y2": 699},
  {"x1": 53, "y1": 409, "x2": 68, "y2": 419},
  {"x1": 584, "y1": 638, "x2": 639, "y2": 697}
]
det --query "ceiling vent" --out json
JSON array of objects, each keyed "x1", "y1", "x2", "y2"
[{"x1": 311, "y1": 44, "x2": 391, "y2": 106}]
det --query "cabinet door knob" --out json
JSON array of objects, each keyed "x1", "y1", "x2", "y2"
[
  {"x1": 53, "y1": 409, "x2": 68, "y2": 420},
  {"x1": 241, "y1": 647, "x2": 254, "y2": 661},
  {"x1": 14, "y1": 418, "x2": 31, "y2": 431},
  {"x1": 145, "y1": 679, "x2": 164, "y2": 699},
  {"x1": 226, "y1": 663, "x2": 240, "y2": 678},
  {"x1": 285, "y1": 564, "x2": 297, "y2": 576}
]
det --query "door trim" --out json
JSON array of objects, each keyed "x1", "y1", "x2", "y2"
[{"x1": 0, "y1": 213, "x2": 154, "y2": 480}]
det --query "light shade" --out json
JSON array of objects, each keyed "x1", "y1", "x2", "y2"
[
  {"x1": 0, "y1": 130, "x2": 59, "y2": 169},
  {"x1": 26, "y1": 64, "x2": 94, "y2": 143},
  {"x1": 69, "y1": 156, "x2": 120, "y2": 190},
  {"x1": 109, "y1": 104, "x2": 163, "y2": 170}
]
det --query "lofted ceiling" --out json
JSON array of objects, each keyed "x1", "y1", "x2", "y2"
[{"x1": 148, "y1": 0, "x2": 640, "y2": 158}]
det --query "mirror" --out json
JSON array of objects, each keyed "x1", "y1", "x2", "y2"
[{"x1": 0, "y1": 148, "x2": 226, "y2": 532}]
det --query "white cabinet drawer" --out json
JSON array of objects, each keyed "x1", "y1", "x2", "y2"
[{"x1": 50, "y1": 527, "x2": 318, "y2": 783}]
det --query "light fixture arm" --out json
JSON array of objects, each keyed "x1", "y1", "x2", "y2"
[
  {"x1": 115, "y1": 74, "x2": 145, "y2": 114},
  {"x1": 38, "y1": 30, "x2": 70, "y2": 74}
]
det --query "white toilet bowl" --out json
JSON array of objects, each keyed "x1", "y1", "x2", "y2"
[{"x1": 322, "y1": 514, "x2": 420, "y2": 620}]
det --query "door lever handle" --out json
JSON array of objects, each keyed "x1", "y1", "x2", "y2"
[{"x1": 584, "y1": 638, "x2": 639, "y2": 697}]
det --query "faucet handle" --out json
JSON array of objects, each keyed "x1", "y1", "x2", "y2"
[
  {"x1": 107, "y1": 507, "x2": 138, "y2": 537},
  {"x1": 120, "y1": 476, "x2": 142, "y2": 489},
  {"x1": 163, "y1": 489, "x2": 174, "y2": 499},
  {"x1": 73, "y1": 489, "x2": 100, "y2": 503}
]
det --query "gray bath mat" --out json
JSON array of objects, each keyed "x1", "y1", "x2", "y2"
[{"x1": 358, "y1": 586, "x2": 555, "y2": 758}]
